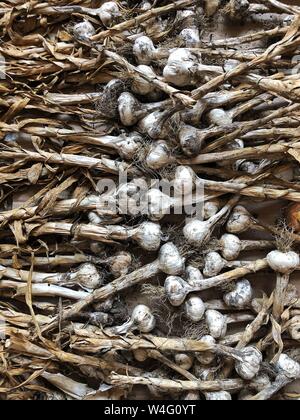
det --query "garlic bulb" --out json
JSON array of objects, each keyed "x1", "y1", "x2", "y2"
[
  {"x1": 220, "y1": 233, "x2": 242, "y2": 261},
  {"x1": 179, "y1": 124, "x2": 205, "y2": 156},
  {"x1": 133, "y1": 36, "x2": 156, "y2": 65},
  {"x1": 165, "y1": 276, "x2": 189, "y2": 307},
  {"x1": 97, "y1": 1, "x2": 120, "y2": 26},
  {"x1": 205, "y1": 391, "x2": 232, "y2": 401},
  {"x1": 203, "y1": 252, "x2": 225, "y2": 277},
  {"x1": 73, "y1": 21, "x2": 96, "y2": 40},
  {"x1": 226, "y1": 206, "x2": 252, "y2": 234},
  {"x1": 146, "y1": 141, "x2": 174, "y2": 170},
  {"x1": 186, "y1": 265, "x2": 203, "y2": 287},
  {"x1": 288, "y1": 316, "x2": 300, "y2": 340},
  {"x1": 174, "y1": 353, "x2": 194, "y2": 371},
  {"x1": 118, "y1": 92, "x2": 163, "y2": 126},
  {"x1": 163, "y1": 49, "x2": 198, "y2": 87},
  {"x1": 108, "y1": 252, "x2": 132, "y2": 278},
  {"x1": 196, "y1": 335, "x2": 216, "y2": 365},
  {"x1": 204, "y1": 199, "x2": 220, "y2": 220},
  {"x1": 66, "y1": 263, "x2": 104, "y2": 291},
  {"x1": 138, "y1": 110, "x2": 169, "y2": 139},
  {"x1": 179, "y1": 27, "x2": 200, "y2": 48},
  {"x1": 275, "y1": 353, "x2": 300, "y2": 379},
  {"x1": 174, "y1": 165, "x2": 195, "y2": 196},
  {"x1": 184, "y1": 295, "x2": 205, "y2": 322},
  {"x1": 88, "y1": 211, "x2": 103, "y2": 225},
  {"x1": 205, "y1": 310, "x2": 227, "y2": 339},
  {"x1": 183, "y1": 219, "x2": 212, "y2": 247},
  {"x1": 207, "y1": 108, "x2": 233, "y2": 127},
  {"x1": 234, "y1": 347, "x2": 262, "y2": 380},
  {"x1": 131, "y1": 65, "x2": 159, "y2": 96},
  {"x1": 132, "y1": 222, "x2": 163, "y2": 251},
  {"x1": 266, "y1": 250, "x2": 300, "y2": 274},
  {"x1": 223, "y1": 279, "x2": 253, "y2": 309},
  {"x1": 145, "y1": 189, "x2": 174, "y2": 221},
  {"x1": 158, "y1": 242, "x2": 185, "y2": 275},
  {"x1": 249, "y1": 373, "x2": 271, "y2": 392},
  {"x1": 111, "y1": 304, "x2": 156, "y2": 335},
  {"x1": 275, "y1": 354, "x2": 300, "y2": 379}
]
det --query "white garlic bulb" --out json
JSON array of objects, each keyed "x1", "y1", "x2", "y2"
[
  {"x1": 97, "y1": 1, "x2": 120, "y2": 26},
  {"x1": 111, "y1": 304, "x2": 156, "y2": 335},
  {"x1": 179, "y1": 28, "x2": 200, "y2": 48},
  {"x1": 204, "y1": 199, "x2": 220, "y2": 220},
  {"x1": 133, "y1": 36, "x2": 156, "y2": 64},
  {"x1": 266, "y1": 250, "x2": 300, "y2": 274},
  {"x1": 163, "y1": 49, "x2": 197, "y2": 87},
  {"x1": 196, "y1": 335, "x2": 216, "y2": 365},
  {"x1": 66, "y1": 263, "x2": 104, "y2": 291},
  {"x1": 205, "y1": 310, "x2": 227, "y2": 339},
  {"x1": 226, "y1": 206, "x2": 252, "y2": 233},
  {"x1": 132, "y1": 65, "x2": 159, "y2": 96},
  {"x1": 203, "y1": 252, "x2": 225, "y2": 277},
  {"x1": 109, "y1": 252, "x2": 132, "y2": 278},
  {"x1": 145, "y1": 189, "x2": 173, "y2": 221},
  {"x1": 133, "y1": 222, "x2": 162, "y2": 251},
  {"x1": 165, "y1": 276, "x2": 189, "y2": 306},
  {"x1": 275, "y1": 354, "x2": 300, "y2": 379},
  {"x1": 223, "y1": 279, "x2": 253, "y2": 309},
  {"x1": 186, "y1": 265, "x2": 203, "y2": 287},
  {"x1": 73, "y1": 21, "x2": 96, "y2": 40},
  {"x1": 183, "y1": 219, "x2": 212, "y2": 246},
  {"x1": 146, "y1": 141, "x2": 173, "y2": 170},
  {"x1": 205, "y1": 391, "x2": 232, "y2": 401},
  {"x1": 288, "y1": 316, "x2": 300, "y2": 341},
  {"x1": 220, "y1": 233, "x2": 242, "y2": 261},
  {"x1": 174, "y1": 353, "x2": 194, "y2": 371},
  {"x1": 174, "y1": 165, "x2": 195, "y2": 196},
  {"x1": 235, "y1": 347, "x2": 263, "y2": 380},
  {"x1": 184, "y1": 295, "x2": 205, "y2": 322},
  {"x1": 249, "y1": 373, "x2": 271, "y2": 392},
  {"x1": 207, "y1": 108, "x2": 233, "y2": 127},
  {"x1": 159, "y1": 242, "x2": 185, "y2": 275}
]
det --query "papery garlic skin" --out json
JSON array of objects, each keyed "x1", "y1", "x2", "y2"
[
  {"x1": 207, "y1": 108, "x2": 233, "y2": 127},
  {"x1": 288, "y1": 316, "x2": 300, "y2": 341},
  {"x1": 203, "y1": 252, "x2": 225, "y2": 277},
  {"x1": 275, "y1": 354, "x2": 300, "y2": 379},
  {"x1": 174, "y1": 353, "x2": 194, "y2": 371},
  {"x1": 235, "y1": 347, "x2": 263, "y2": 380},
  {"x1": 146, "y1": 141, "x2": 173, "y2": 170},
  {"x1": 183, "y1": 219, "x2": 211, "y2": 246},
  {"x1": 159, "y1": 242, "x2": 185, "y2": 275},
  {"x1": 205, "y1": 310, "x2": 227, "y2": 339},
  {"x1": 73, "y1": 21, "x2": 95, "y2": 40},
  {"x1": 184, "y1": 295, "x2": 205, "y2": 322},
  {"x1": 186, "y1": 265, "x2": 203, "y2": 287},
  {"x1": 133, "y1": 222, "x2": 162, "y2": 251},
  {"x1": 266, "y1": 250, "x2": 300, "y2": 274},
  {"x1": 165, "y1": 276, "x2": 188, "y2": 307},
  {"x1": 196, "y1": 335, "x2": 216, "y2": 365},
  {"x1": 226, "y1": 206, "x2": 252, "y2": 233},
  {"x1": 220, "y1": 233, "x2": 242, "y2": 261},
  {"x1": 223, "y1": 279, "x2": 253, "y2": 309},
  {"x1": 132, "y1": 65, "x2": 158, "y2": 96},
  {"x1": 205, "y1": 391, "x2": 232, "y2": 401},
  {"x1": 133, "y1": 36, "x2": 156, "y2": 64}
]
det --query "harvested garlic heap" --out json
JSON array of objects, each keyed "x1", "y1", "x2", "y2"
[{"x1": 0, "y1": 0, "x2": 300, "y2": 402}]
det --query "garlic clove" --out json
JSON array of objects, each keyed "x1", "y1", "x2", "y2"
[
  {"x1": 133, "y1": 36, "x2": 156, "y2": 64},
  {"x1": 196, "y1": 335, "x2": 216, "y2": 365},
  {"x1": 205, "y1": 391, "x2": 232, "y2": 401},
  {"x1": 226, "y1": 205, "x2": 252, "y2": 234},
  {"x1": 186, "y1": 265, "x2": 203, "y2": 287},
  {"x1": 165, "y1": 276, "x2": 188, "y2": 307},
  {"x1": 223, "y1": 279, "x2": 253, "y2": 309},
  {"x1": 266, "y1": 250, "x2": 300, "y2": 274},
  {"x1": 235, "y1": 347, "x2": 263, "y2": 380},
  {"x1": 220, "y1": 233, "x2": 242, "y2": 261},
  {"x1": 275, "y1": 354, "x2": 300, "y2": 379},
  {"x1": 205, "y1": 310, "x2": 227, "y2": 339},
  {"x1": 73, "y1": 21, "x2": 96, "y2": 40},
  {"x1": 174, "y1": 353, "x2": 194, "y2": 371},
  {"x1": 159, "y1": 242, "x2": 185, "y2": 275},
  {"x1": 184, "y1": 295, "x2": 205, "y2": 322},
  {"x1": 183, "y1": 219, "x2": 211, "y2": 246},
  {"x1": 203, "y1": 252, "x2": 225, "y2": 277}
]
